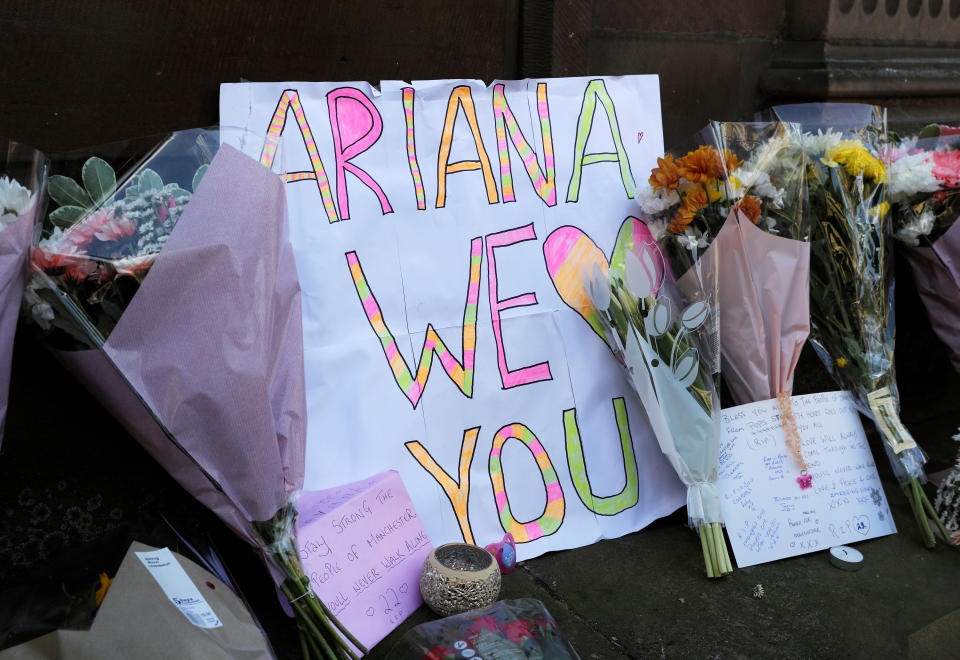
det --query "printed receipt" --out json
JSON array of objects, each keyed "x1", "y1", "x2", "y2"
[
  {"x1": 717, "y1": 391, "x2": 897, "y2": 568},
  {"x1": 135, "y1": 548, "x2": 222, "y2": 629}
]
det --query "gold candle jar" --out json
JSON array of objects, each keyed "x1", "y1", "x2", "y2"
[{"x1": 419, "y1": 543, "x2": 501, "y2": 616}]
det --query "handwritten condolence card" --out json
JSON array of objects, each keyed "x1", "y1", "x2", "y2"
[
  {"x1": 717, "y1": 391, "x2": 896, "y2": 568},
  {"x1": 295, "y1": 470, "x2": 433, "y2": 652}
]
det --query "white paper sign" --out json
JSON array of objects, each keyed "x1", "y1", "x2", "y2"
[
  {"x1": 220, "y1": 77, "x2": 685, "y2": 561},
  {"x1": 717, "y1": 391, "x2": 897, "y2": 567},
  {"x1": 134, "y1": 547, "x2": 222, "y2": 629}
]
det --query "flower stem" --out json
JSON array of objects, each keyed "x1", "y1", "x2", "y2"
[
  {"x1": 298, "y1": 623, "x2": 312, "y2": 660},
  {"x1": 716, "y1": 524, "x2": 733, "y2": 574},
  {"x1": 282, "y1": 581, "x2": 337, "y2": 660},
  {"x1": 916, "y1": 479, "x2": 952, "y2": 543},
  {"x1": 699, "y1": 525, "x2": 715, "y2": 578},
  {"x1": 316, "y1": 595, "x2": 366, "y2": 656},
  {"x1": 903, "y1": 482, "x2": 934, "y2": 549}
]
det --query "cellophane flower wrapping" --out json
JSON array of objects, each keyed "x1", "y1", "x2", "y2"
[
  {"x1": 773, "y1": 102, "x2": 949, "y2": 546},
  {"x1": 577, "y1": 190, "x2": 731, "y2": 572},
  {"x1": 0, "y1": 139, "x2": 47, "y2": 445},
  {"x1": 24, "y1": 129, "x2": 365, "y2": 657},
  {"x1": 710, "y1": 121, "x2": 811, "y2": 404},
  {"x1": 886, "y1": 127, "x2": 960, "y2": 372},
  {"x1": 388, "y1": 598, "x2": 579, "y2": 660}
]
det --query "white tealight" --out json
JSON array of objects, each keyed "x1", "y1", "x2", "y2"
[{"x1": 829, "y1": 545, "x2": 864, "y2": 571}]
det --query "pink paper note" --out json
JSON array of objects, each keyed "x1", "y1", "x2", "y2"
[{"x1": 295, "y1": 470, "x2": 433, "y2": 653}]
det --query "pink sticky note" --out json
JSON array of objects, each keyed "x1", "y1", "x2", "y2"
[{"x1": 295, "y1": 471, "x2": 433, "y2": 653}]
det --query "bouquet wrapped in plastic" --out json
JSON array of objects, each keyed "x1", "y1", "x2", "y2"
[
  {"x1": 0, "y1": 139, "x2": 46, "y2": 445},
  {"x1": 388, "y1": 599, "x2": 579, "y2": 659},
  {"x1": 709, "y1": 122, "x2": 810, "y2": 406},
  {"x1": 25, "y1": 128, "x2": 365, "y2": 658},
  {"x1": 886, "y1": 125, "x2": 960, "y2": 372},
  {"x1": 772, "y1": 102, "x2": 950, "y2": 547},
  {"x1": 547, "y1": 159, "x2": 733, "y2": 578}
]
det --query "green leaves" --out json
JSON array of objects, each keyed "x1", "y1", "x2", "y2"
[
  {"x1": 47, "y1": 156, "x2": 120, "y2": 232},
  {"x1": 81, "y1": 157, "x2": 116, "y2": 203},
  {"x1": 138, "y1": 168, "x2": 163, "y2": 192},
  {"x1": 192, "y1": 164, "x2": 208, "y2": 193},
  {"x1": 49, "y1": 205, "x2": 86, "y2": 228},
  {"x1": 48, "y1": 175, "x2": 92, "y2": 208}
]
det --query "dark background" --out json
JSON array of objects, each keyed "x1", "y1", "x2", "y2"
[{"x1": 2, "y1": 1, "x2": 959, "y2": 657}]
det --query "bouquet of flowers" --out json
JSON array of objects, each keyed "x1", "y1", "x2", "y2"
[
  {"x1": 25, "y1": 128, "x2": 365, "y2": 658},
  {"x1": 389, "y1": 599, "x2": 578, "y2": 659},
  {"x1": 635, "y1": 128, "x2": 741, "y2": 262},
  {"x1": 0, "y1": 139, "x2": 46, "y2": 445},
  {"x1": 546, "y1": 206, "x2": 733, "y2": 577},
  {"x1": 709, "y1": 122, "x2": 810, "y2": 407},
  {"x1": 772, "y1": 102, "x2": 950, "y2": 547},
  {"x1": 885, "y1": 125, "x2": 960, "y2": 372}
]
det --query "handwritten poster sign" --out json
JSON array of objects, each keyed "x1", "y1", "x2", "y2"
[
  {"x1": 717, "y1": 391, "x2": 897, "y2": 567},
  {"x1": 220, "y1": 77, "x2": 685, "y2": 561},
  {"x1": 296, "y1": 471, "x2": 432, "y2": 651}
]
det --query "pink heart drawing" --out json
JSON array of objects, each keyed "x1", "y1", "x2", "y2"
[{"x1": 543, "y1": 216, "x2": 664, "y2": 348}]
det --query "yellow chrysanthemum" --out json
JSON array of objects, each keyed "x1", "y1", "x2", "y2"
[
  {"x1": 836, "y1": 357, "x2": 848, "y2": 368},
  {"x1": 824, "y1": 140, "x2": 887, "y2": 183},
  {"x1": 870, "y1": 201, "x2": 890, "y2": 217}
]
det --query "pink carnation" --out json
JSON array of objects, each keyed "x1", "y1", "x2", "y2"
[
  {"x1": 932, "y1": 150, "x2": 960, "y2": 189},
  {"x1": 31, "y1": 243, "x2": 86, "y2": 272},
  {"x1": 114, "y1": 254, "x2": 155, "y2": 278},
  {"x1": 61, "y1": 209, "x2": 113, "y2": 250},
  {"x1": 93, "y1": 215, "x2": 136, "y2": 242}
]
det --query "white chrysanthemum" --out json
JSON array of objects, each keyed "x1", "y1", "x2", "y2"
[
  {"x1": 734, "y1": 169, "x2": 786, "y2": 207},
  {"x1": 801, "y1": 129, "x2": 844, "y2": 156},
  {"x1": 887, "y1": 151, "x2": 939, "y2": 201},
  {"x1": 895, "y1": 207, "x2": 936, "y2": 246},
  {"x1": 0, "y1": 175, "x2": 33, "y2": 218},
  {"x1": 637, "y1": 182, "x2": 680, "y2": 215}
]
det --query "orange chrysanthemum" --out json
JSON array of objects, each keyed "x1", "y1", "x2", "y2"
[
  {"x1": 676, "y1": 146, "x2": 725, "y2": 184},
  {"x1": 722, "y1": 149, "x2": 743, "y2": 173},
  {"x1": 668, "y1": 207, "x2": 695, "y2": 234},
  {"x1": 648, "y1": 153, "x2": 681, "y2": 191},
  {"x1": 668, "y1": 187, "x2": 708, "y2": 234},
  {"x1": 683, "y1": 186, "x2": 708, "y2": 211},
  {"x1": 734, "y1": 195, "x2": 763, "y2": 224}
]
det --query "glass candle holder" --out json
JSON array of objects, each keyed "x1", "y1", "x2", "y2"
[{"x1": 419, "y1": 543, "x2": 501, "y2": 616}]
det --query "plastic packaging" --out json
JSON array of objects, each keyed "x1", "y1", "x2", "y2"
[
  {"x1": 24, "y1": 129, "x2": 362, "y2": 654},
  {"x1": 388, "y1": 598, "x2": 579, "y2": 659},
  {"x1": 771, "y1": 102, "x2": 950, "y2": 547},
  {"x1": 886, "y1": 127, "x2": 960, "y2": 372},
  {"x1": 710, "y1": 121, "x2": 812, "y2": 406},
  {"x1": 0, "y1": 138, "x2": 47, "y2": 445}
]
